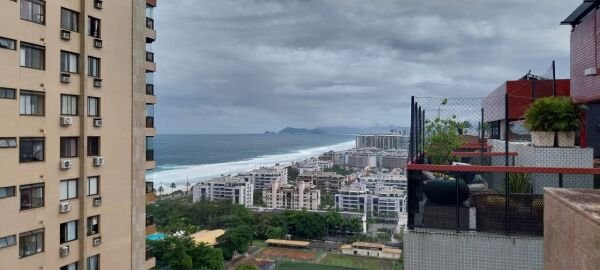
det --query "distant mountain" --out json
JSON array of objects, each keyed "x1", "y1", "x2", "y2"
[{"x1": 278, "y1": 125, "x2": 408, "y2": 135}]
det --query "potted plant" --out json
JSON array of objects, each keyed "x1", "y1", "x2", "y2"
[
  {"x1": 551, "y1": 97, "x2": 584, "y2": 147},
  {"x1": 524, "y1": 96, "x2": 583, "y2": 147}
]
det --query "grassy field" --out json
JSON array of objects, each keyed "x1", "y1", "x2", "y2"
[
  {"x1": 273, "y1": 261, "x2": 357, "y2": 270},
  {"x1": 320, "y1": 253, "x2": 399, "y2": 270}
]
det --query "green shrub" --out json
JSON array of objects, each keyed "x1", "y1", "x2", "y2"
[
  {"x1": 425, "y1": 117, "x2": 464, "y2": 164},
  {"x1": 500, "y1": 173, "x2": 532, "y2": 193},
  {"x1": 524, "y1": 96, "x2": 583, "y2": 132}
]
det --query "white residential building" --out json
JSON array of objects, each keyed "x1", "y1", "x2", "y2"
[
  {"x1": 263, "y1": 181, "x2": 320, "y2": 210},
  {"x1": 192, "y1": 176, "x2": 254, "y2": 207},
  {"x1": 298, "y1": 171, "x2": 347, "y2": 193},
  {"x1": 372, "y1": 187, "x2": 407, "y2": 219},
  {"x1": 335, "y1": 184, "x2": 370, "y2": 213},
  {"x1": 294, "y1": 157, "x2": 333, "y2": 174},
  {"x1": 241, "y1": 164, "x2": 288, "y2": 190},
  {"x1": 335, "y1": 184, "x2": 406, "y2": 219},
  {"x1": 359, "y1": 172, "x2": 407, "y2": 192}
]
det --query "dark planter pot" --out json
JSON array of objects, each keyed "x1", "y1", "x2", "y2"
[{"x1": 423, "y1": 179, "x2": 469, "y2": 205}]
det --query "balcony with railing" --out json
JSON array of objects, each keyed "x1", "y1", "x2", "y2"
[
  {"x1": 146, "y1": 181, "x2": 157, "y2": 202},
  {"x1": 407, "y1": 96, "x2": 598, "y2": 236},
  {"x1": 145, "y1": 246, "x2": 156, "y2": 269},
  {"x1": 146, "y1": 17, "x2": 154, "y2": 30},
  {"x1": 146, "y1": 215, "x2": 157, "y2": 235}
]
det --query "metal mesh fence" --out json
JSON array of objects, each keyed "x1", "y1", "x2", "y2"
[{"x1": 407, "y1": 92, "x2": 598, "y2": 236}]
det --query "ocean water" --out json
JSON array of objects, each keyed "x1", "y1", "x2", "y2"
[{"x1": 149, "y1": 134, "x2": 355, "y2": 187}]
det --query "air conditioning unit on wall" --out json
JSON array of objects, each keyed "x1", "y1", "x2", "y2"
[
  {"x1": 59, "y1": 245, "x2": 70, "y2": 257},
  {"x1": 584, "y1": 68, "x2": 597, "y2": 76},
  {"x1": 60, "y1": 159, "x2": 73, "y2": 170},
  {"x1": 59, "y1": 201, "x2": 72, "y2": 213},
  {"x1": 93, "y1": 157, "x2": 105, "y2": 166},
  {"x1": 61, "y1": 30, "x2": 71, "y2": 40},
  {"x1": 61, "y1": 116, "x2": 73, "y2": 126},
  {"x1": 93, "y1": 237, "x2": 102, "y2": 246}
]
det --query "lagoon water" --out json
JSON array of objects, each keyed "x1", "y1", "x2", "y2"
[{"x1": 149, "y1": 134, "x2": 354, "y2": 188}]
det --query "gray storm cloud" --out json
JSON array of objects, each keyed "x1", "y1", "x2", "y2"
[{"x1": 153, "y1": 0, "x2": 574, "y2": 134}]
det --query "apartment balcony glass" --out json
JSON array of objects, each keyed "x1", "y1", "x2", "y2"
[
  {"x1": 146, "y1": 104, "x2": 154, "y2": 128},
  {"x1": 146, "y1": 43, "x2": 154, "y2": 62},
  {"x1": 146, "y1": 17, "x2": 154, "y2": 29},
  {"x1": 146, "y1": 181, "x2": 154, "y2": 193},
  {"x1": 145, "y1": 247, "x2": 154, "y2": 260},
  {"x1": 146, "y1": 72, "x2": 154, "y2": 95},
  {"x1": 145, "y1": 215, "x2": 154, "y2": 227},
  {"x1": 146, "y1": 136, "x2": 154, "y2": 161}
]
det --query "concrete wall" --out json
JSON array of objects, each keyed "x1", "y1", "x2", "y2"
[
  {"x1": 404, "y1": 229, "x2": 543, "y2": 270},
  {"x1": 544, "y1": 188, "x2": 600, "y2": 270}
]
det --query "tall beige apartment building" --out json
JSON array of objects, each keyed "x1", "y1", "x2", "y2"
[{"x1": 0, "y1": 0, "x2": 158, "y2": 269}]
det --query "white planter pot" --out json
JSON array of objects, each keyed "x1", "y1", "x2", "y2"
[
  {"x1": 530, "y1": 131, "x2": 554, "y2": 147},
  {"x1": 557, "y1": 131, "x2": 576, "y2": 147}
]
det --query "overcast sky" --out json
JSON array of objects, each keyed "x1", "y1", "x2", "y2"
[{"x1": 154, "y1": 0, "x2": 577, "y2": 134}]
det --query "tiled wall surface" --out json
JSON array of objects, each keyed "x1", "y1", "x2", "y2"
[
  {"x1": 404, "y1": 229, "x2": 543, "y2": 270},
  {"x1": 488, "y1": 140, "x2": 594, "y2": 193}
]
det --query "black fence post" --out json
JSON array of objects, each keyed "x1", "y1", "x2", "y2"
[
  {"x1": 417, "y1": 105, "x2": 421, "y2": 156},
  {"x1": 410, "y1": 97, "x2": 415, "y2": 161},
  {"x1": 481, "y1": 108, "x2": 485, "y2": 164},
  {"x1": 455, "y1": 171, "x2": 460, "y2": 233},
  {"x1": 408, "y1": 96, "x2": 415, "y2": 229},
  {"x1": 421, "y1": 109, "x2": 425, "y2": 157},
  {"x1": 504, "y1": 93, "x2": 510, "y2": 234}
]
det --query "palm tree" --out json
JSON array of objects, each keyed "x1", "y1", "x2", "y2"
[
  {"x1": 157, "y1": 185, "x2": 164, "y2": 196},
  {"x1": 185, "y1": 178, "x2": 191, "y2": 194},
  {"x1": 170, "y1": 182, "x2": 176, "y2": 193}
]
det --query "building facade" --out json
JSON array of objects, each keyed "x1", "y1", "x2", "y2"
[
  {"x1": 297, "y1": 171, "x2": 346, "y2": 193},
  {"x1": 355, "y1": 134, "x2": 409, "y2": 150},
  {"x1": 242, "y1": 165, "x2": 288, "y2": 190},
  {"x1": 262, "y1": 181, "x2": 320, "y2": 210},
  {"x1": 335, "y1": 185, "x2": 369, "y2": 213},
  {"x1": 562, "y1": 0, "x2": 600, "y2": 158},
  {"x1": 0, "y1": 0, "x2": 157, "y2": 269},
  {"x1": 192, "y1": 176, "x2": 254, "y2": 207}
]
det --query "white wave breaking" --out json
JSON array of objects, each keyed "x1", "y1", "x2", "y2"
[{"x1": 148, "y1": 140, "x2": 355, "y2": 188}]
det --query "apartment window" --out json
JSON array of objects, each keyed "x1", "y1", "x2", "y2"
[
  {"x1": 87, "y1": 137, "x2": 100, "y2": 156},
  {"x1": 146, "y1": 72, "x2": 154, "y2": 95},
  {"x1": 87, "y1": 97, "x2": 100, "y2": 116},
  {"x1": 60, "y1": 137, "x2": 78, "y2": 158},
  {"x1": 87, "y1": 254, "x2": 99, "y2": 270},
  {"x1": 0, "y1": 36, "x2": 16, "y2": 50},
  {"x1": 0, "y1": 235, "x2": 17, "y2": 249},
  {"x1": 20, "y1": 43, "x2": 45, "y2": 70},
  {"x1": 60, "y1": 262, "x2": 78, "y2": 270},
  {"x1": 146, "y1": 136, "x2": 154, "y2": 161},
  {"x1": 87, "y1": 176, "x2": 99, "y2": 196},
  {"x1": 60, "y1": 8, "x2": 79, "y2": 32},
  {"x1": 61, "y1": 51, "x2": 79, "y2": 73},
  {"x1": 88, "y1": 17, "x2": 101, "y2": 38},
  {"x1": 60, "y1": 220, "x2": 78, "y2": 244},
  {"x1": 87, "y1": 216, "x2": 99, "y2": 235},
  {"x1": 0, "y1": 87, "x2": 16, "y2": 99},
  {"x1": 20, "y1": 183, "x2": 44, "y2": 210},
  {"x1": 20, "y1": 90, "x2": 45, "y2": 115},
  {"x1": 19, "y1": 229, "x2": 44, "y2": 257},
  {"x1": 59, "y1": 179, "x2": 78, "y2": 201},
  {"x1": 61, "y1": 94, "x2": 78, "y2": 115},
  {"x1": 0, "y1": 137, "x2": 17, "y2": 148},
  {"x1": 88, "y1": 57, "x2": 100, "y2": 77},
  {"x1": 19, "y1": 137, "x2": 44, "y2": 162},
  {"x1": 0, "y1": 186, "x2": 16, "y2": 199},
  {"x1": 146, "y1": 104, "x2": 154, "y2": 128},
  {"x1": 20, "y1": 0, "x2": 45, "y2": 24}
]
